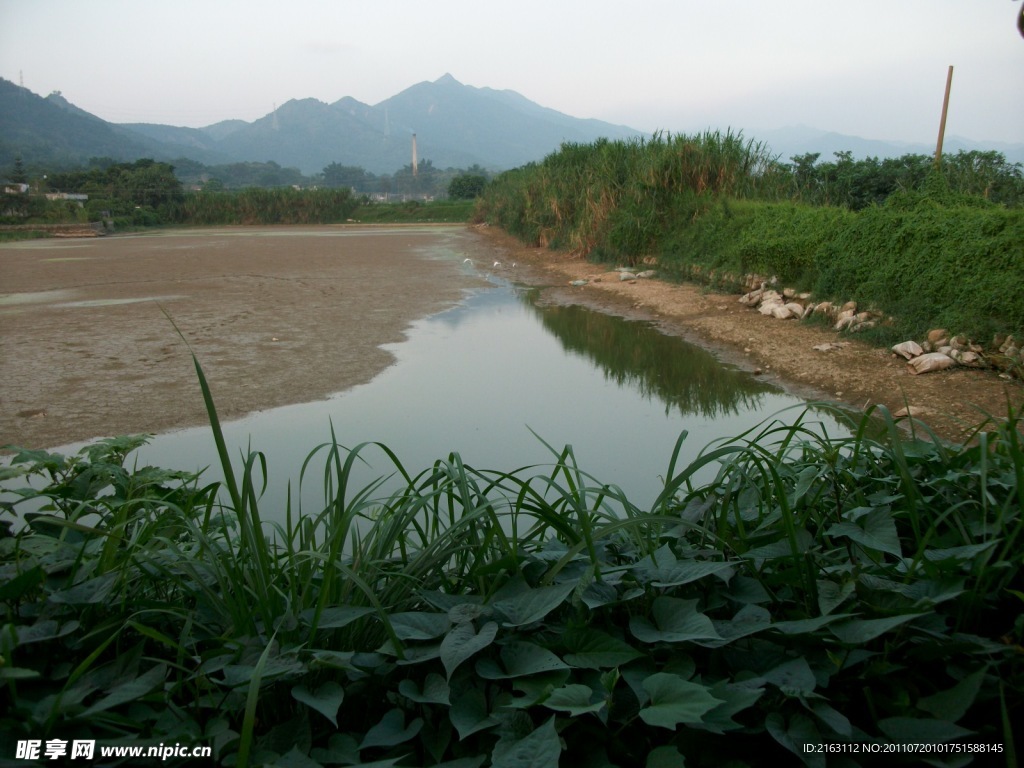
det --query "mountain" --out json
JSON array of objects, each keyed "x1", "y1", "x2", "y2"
[
  {"x1": 0, "y1": 79, "x2": 156, "y2": 167},
  {"x1": 0, "y1": 74, "x2": 645, "y2": 175},
  {"x1": 3, "y1": 76, "x2": 1021, "y2": 176}
]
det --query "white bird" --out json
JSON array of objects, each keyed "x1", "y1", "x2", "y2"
[
  {"x1": 463, "y1": 258, "x2": 473, "y2": 264},
  {"x1": 493, "y1": 261, "x2": 501, "y2": 268}
]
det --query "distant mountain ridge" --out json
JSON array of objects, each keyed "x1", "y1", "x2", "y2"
[
  {"x1": 2, "y1": 75, "x2": 1022, "y2": 175},
  {"x1": 0, "y1": 74, "x2": 645, "y2": 175}
]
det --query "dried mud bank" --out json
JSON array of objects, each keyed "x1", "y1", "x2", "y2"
[
  {"x1": 0, "y1": 226, "x2": 491, "y2": 451},
  {"x1": 476, "y1": 225, "x2": 1024, "y2": 443}
]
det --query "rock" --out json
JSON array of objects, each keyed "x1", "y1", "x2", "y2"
[
  {"x1": 991, "y1": 353, "x2": 1020, "y2": 372},
  {"x1": 782, "y1": 287, "x2": 796, "y2": 299},
  {"x1": 850, "y1": 320, "x2": 877, "y2": 332},
  {"x1": 907, "y1": 352, "x2": 956, "y2": 375},
  {"x1": 757, "y1": 292, "x2": 784, "y2": 315},
  {"x1": 619, "y1": 272, "x2": 636, "y2": 281},
  {"x1": 950, "y1": 334, "x2": 969, "y2": 350},
  {"x1": 570, "y1": 279, "x2": 588, "y2": 286},
  {"x1": 927, "y1": 328, "x2": 948, "y2": 344},
  {"x1": 834, "y1": 308, "x2": 859, "y2": 330},
  {"x1": 771, "y1": 305, "x2": 794, "y2": 320},
  {"x1": 637, "y1": 270, "x2": 657, "y2": 278},
  {"x1": 894, "y1": 405, "x2": 929, "y2": 418},
  {"x1": 891, "y1": 341, "x2": 923, "y2": 359},
  {"x1": 809, "y1": 301, "x2": 834, "y2": 320},
  {"x1": 814, "y1": 342, "x2": 849, "y2": 352},
  {"x1": 784, "y1": 302, "x2": 806, "y2": 318},
  {"x1": 840, "y1": 300, "x2": 858, "y2": 313},
  {"x1": 950, "y1": 349, "x2": 981, "y2": 365}
]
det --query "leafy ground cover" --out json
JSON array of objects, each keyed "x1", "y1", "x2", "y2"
[{"x1": 1, "y1": 350, "x2": 1021, "y2": 766}]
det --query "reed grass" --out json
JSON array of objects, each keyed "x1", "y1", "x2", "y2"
[{"x1": 479, "y1": 135, "x2": 1024, "y2": 346}]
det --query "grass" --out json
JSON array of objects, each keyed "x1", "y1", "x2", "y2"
[{"x1": 1, "y1": 349, "x2": 1021, "y2": 766}]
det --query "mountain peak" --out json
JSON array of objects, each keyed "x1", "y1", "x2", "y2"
[{"x1": 1, "y1": 75, "x2": 648, "y2": 174}]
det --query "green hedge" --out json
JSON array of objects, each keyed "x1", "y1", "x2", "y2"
[
  {"x1": 656, "y1": 194, "x2": 1024, "y2": 340},
  {"x1": 814, "y1": 194, "x2": 1024, "y2": 340}
]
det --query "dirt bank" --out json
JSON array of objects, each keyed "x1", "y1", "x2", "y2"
[
  {"x1": 478, "y1": 226, "x2": 1023, "y2": 442},
  {"x1": 0, "y1": 226, "x2": 490, "y2": 450}
]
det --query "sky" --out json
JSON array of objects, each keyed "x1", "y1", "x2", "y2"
[{"x1": 2, "y1": 0, "x2": 1022, "y2": 145}]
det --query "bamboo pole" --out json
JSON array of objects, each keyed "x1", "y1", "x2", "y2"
[{"x1": 934, "y1": 65, "x2": 954, "y2": 168}]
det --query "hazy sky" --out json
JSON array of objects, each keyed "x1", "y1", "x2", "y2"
[{"x1": 2, "y1": 0, "x2": 1022, "y2": 144}]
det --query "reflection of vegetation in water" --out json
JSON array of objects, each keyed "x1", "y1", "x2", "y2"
[{"x1": 522, "y1": 291, "x2": 776, "y2": 418}]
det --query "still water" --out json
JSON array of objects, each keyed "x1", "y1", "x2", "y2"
[{"x1": 36, "y1": 262, "x2": 851, "y2": 520}]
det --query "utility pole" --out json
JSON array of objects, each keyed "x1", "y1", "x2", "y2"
[
  {"x1": 411, "y1": 134, "x2": 418, "y2": 177},
  {"x1": 934, "y1": 65, "x2": 954, "y2": 168}
]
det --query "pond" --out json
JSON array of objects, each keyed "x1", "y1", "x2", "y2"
[{"x1": 37, "y1": 268, "x2": 851, "y2": 521}]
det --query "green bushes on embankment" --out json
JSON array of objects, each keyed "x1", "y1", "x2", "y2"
[
  {"x1": 172, "y1": 187, "x2": 361, "y2": 225},
  {"x1": 477, "y1": 132, "x2": 1024, "y2": 345}
]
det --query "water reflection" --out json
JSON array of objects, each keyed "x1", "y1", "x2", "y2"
[
  {"x1": 6, "y1": 275, "x2": 849, "y2": 520},
  {"x1": 525, "y1": 296, "x2": 777, "y2": 419}
]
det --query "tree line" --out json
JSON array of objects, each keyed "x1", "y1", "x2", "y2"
[
  {"x1": 2, "y1": 156, "x2": 490, "y2": 229},
  {"x1": 5, "y1": 140, "x2": 1021, "y2": 230},
  {"x1": 169, "y1": 156, "x2": 490, "y2": 200}
]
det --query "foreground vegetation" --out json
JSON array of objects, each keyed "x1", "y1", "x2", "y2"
[
  {"x1": 2, "y1": 351, "x2": 1021, "y2": 766},
  {"x1": 477, "y1": 132, "x2": 1024, "y2": 345}
]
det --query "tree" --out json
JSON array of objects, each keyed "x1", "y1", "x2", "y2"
[
  {"x1": 322, "y1": 163, "x2": 371, "y2": 191},
  {"x1": 10, "y1": 156, "x2": 28, "y2": 184},
  {"x1": 448, "y1": 174, "x2": 487, "y2": 199},
  {"x1": 119, "y1": 159, "x2": 184, "y2": 208}
]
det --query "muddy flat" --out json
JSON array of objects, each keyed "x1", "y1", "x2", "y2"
[{"x1": 1, "y1": 226, "x2": 490, "y2": 450}]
